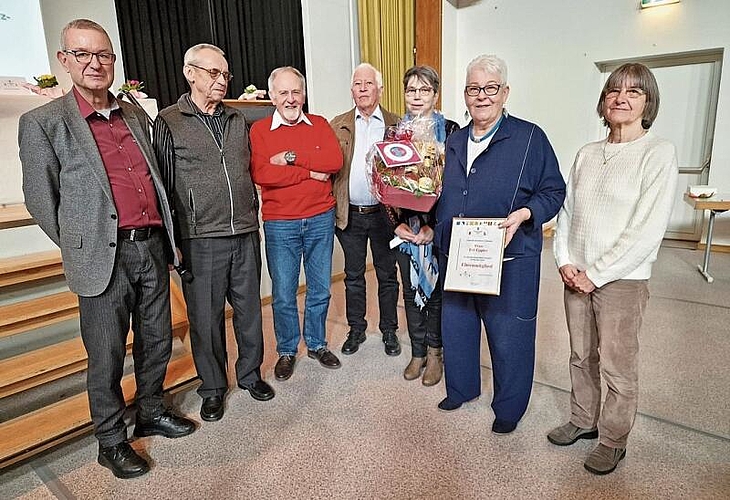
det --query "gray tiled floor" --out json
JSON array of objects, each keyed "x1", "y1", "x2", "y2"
[{"x1": 1, "y1": 243, "x2": 729, "y2": 499}]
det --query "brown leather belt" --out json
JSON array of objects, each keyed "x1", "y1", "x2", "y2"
[
  {"x1": 349, "y1": 204, "x2": 380, "y2": 215},
  {"x1": 118, "y1": 227, "x2": 159, "y2": 241}
]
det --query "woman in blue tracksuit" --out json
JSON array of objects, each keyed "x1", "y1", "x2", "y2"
[{"x1": 434, "y1": 54, "x2": 565, "y2": 433}]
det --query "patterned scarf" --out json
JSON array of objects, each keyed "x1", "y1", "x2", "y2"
[{"x1": 399, "y1": 217, "x2": 439, "y2": 309}]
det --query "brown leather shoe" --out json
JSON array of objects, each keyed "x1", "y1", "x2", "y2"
[
  {"x1": 422, "y1": 347, "x2": 443, "y2": 386},
  {"x1": 307, "y1": 348, "x2": 341, "y2": 369},
  {"x1": 403, "y1": 356, "x2": 425, "y2": 380},
  {"x1": 274, "y1": 355, "x2": 296, "y2": 380}
]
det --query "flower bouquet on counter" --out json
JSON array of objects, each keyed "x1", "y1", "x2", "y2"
[
  {"x1": 366, "y1": 116, "x2": 445, "y2": 212},
  {"x1": 22, "y1": 74, "x2": 64, "y2": 98},
  {"x1": 238, "y1": 84, "x2": 267, "y2": 100},
  {"x1": 34, "y1": 74, "x2": 58, "y2": 89},
  {"x1": 119, "y1": 79, "x2": 148, "y2": 98}
]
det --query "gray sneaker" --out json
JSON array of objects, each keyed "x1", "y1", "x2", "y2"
[
  {"x1": 547, "y1": 422, "x2": 598, "y2": 446},
  {"x1": 584, "y1": 443, "x2": 626, "y2": 475}
]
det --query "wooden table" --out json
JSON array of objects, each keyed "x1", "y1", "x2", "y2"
[
  {"x1": 683, "y1": 192, "x2": 730, "y2": 283},
  {"x1": 0, "y1": 203, "x2": 33, "y2": 230}
]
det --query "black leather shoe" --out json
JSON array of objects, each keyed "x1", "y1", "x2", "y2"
[
  {"x1": 492, "y1": 419, "x2": 518, "y2": 434},
  {"x1": 200, "y1": 396, "x2": 224, "y2": 422},
  {"x1": 383, "y1": 331, "x2": 401, "y2": 356},
  {"x1": 308, "y1": 348, "x2": 342, "y2": 369},
  {"x1": 133, "y1": 410, "x2": 196, "y2": 439},
  {"x1": 240, "y1": 380, "x2": 275, "y2": 401},
  {"x1": 274, "y1": 355, "x2": 296, "y2": 380},
  {"x1": 341, "y1": 331, "x2": 366, "y2": 354},
  {"x1": 98, "y1": 442, "x2": 150, "y2": 479},
  {"x1": 437, "y1": 397, "x2": 463, "y2": 412}
]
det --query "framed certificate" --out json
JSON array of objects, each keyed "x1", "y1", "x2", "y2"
[{"x1": 444, "y1": 218, "x2": 506, "y2": 295}]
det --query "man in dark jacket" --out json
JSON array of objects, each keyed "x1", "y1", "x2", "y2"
[{"x1": 154, "y1": 43, "x2": 273, "y2": 423}]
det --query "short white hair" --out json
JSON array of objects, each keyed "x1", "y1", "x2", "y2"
[
  {"x1": 352, "y1": 62, "x2": 383, "y2": 87},
  {"x1": 183, "y1": 43, "x2": 225, "y2": 66},
  {"x1": 268, "y1": 66, "x2": 307, "y2": 95},
  {"x1": 466, "y1": 54, "x2": 508, "y2": 85}
]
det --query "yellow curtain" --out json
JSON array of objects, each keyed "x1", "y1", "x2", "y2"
[{"x1": 357, "y1": 0, "x2": 415, "y2": 115}]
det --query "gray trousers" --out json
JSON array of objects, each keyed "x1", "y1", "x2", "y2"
[
  {"x1": 565, "y1": 279, "x2": 649, "y2": 448},
  {"x1": 179, "y1": 232, "x2": 264, "y2": 398},
  {"x1": 78, "y1": 232, "x2": 172, "y2": 448}
]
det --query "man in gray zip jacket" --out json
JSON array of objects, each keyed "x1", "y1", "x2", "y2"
[{"x1": 153, "y1": 43, "x2": 274, "y2": 422}]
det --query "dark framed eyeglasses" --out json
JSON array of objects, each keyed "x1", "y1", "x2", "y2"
[
  {"x1": 188, "y1": 64, "x2": 233, "y2": 82},
  {"x1": 405, "y1": 86, "x2": 434, "y2": 96},
  {"x1": 464, "y1": 84, "x2": 503, "y2": 97},
  {"x1": 605, "y1": 87, "x2": 645, "y2": 100},
  {"x1": 63, "y1": 49, "x2": 116, "y2": 65}
]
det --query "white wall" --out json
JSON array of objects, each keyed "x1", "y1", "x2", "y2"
[
  {"x1": 301, "y1": 0, "x2": 359, "y2": 120},
  {"x1": 441, "y1": 0, "x2": 730, "y2": 244}
]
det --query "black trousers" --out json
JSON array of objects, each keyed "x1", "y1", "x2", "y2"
[
  {"x1": 78, "y1": 232, "x2": 171, "y2": 448},
  {"x1": 395, "y1": 249, "x2": 442, "y2": 357},
  {"x1": 179, "y1": 232, "x2": 263, "y2": 398},
  {"x1": 335, "y1": 210, "x2": 398, "y2": 335}
]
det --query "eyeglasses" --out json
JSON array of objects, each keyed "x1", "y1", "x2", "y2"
[
  {"x1": 605, "y1": 87, "x2": 645, "y2": 100},
  {"x1": 405, "y1": 87, "x2": 434, "y2": 96},
  {"x1": 464, "y1": 84, "x2": 503, "y2": 97},
  {"x1": 63, "y1": 49, "x2": 116, "y2": 66},
  {"x1": 188, "y1": 64, "x2": 233, "y2": 82}
]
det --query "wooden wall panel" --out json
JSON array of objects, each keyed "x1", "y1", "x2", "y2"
[{"x1": 414, "y1": 0, "x2": 443, "y2": 105}]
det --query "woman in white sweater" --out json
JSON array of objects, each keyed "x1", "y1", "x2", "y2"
[{"x1": 548, "y1": 63, "x2": 678, "y2": 475}]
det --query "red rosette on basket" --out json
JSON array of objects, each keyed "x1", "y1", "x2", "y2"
[{"x1": 366, "y1": 117, "x2": 444, "y2": 212}]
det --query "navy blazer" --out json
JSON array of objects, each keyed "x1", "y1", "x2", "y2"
[{"x1": 435, "y1": 114, "x2": 565, "y2": 259}]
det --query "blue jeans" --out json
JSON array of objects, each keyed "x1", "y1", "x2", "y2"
[{"x1": 264, "y1": 208, "x2": 335, "y2": 356}]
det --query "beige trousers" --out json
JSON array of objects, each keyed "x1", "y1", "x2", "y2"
[{"x1": 564, "y1": 279, "x2": 649, "y2": 448}]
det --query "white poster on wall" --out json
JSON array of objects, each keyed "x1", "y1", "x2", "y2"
[{"x1": 0, "y1": 1, "x2": 50, "y2": 81}]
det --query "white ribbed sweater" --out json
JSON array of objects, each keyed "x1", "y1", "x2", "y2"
[{"x1": 554, "y1": 131, "x2": 678, "y2": 288}]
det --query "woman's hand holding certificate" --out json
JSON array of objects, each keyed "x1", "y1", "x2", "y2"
[{"x1": 444, "y1": 218, "x2": 506, "y2": 295}]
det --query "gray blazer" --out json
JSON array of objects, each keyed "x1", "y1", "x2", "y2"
[{"x1": 19, "y1": 91, "x2": 178, "y2": 297}]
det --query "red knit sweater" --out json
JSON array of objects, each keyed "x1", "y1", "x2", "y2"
[{"x1": 250, "y1": 114, "x2": 343, "y2": 221}]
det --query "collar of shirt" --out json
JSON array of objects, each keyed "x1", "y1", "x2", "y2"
[
  {"x1": 355, "y1": 105, "x2": 384, "y2": 123},
  {"x1": 185, "y1": 93, "x2": 224, "y2": 117},
  {"x1": 270, "y1": 109, "x2": 312, "y2": 130},
  {"x1": 73, "y1": 87, "x2": 120, "y2": 119}
]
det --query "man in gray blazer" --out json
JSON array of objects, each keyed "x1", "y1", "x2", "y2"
[{"x1": 18, "y1": 19, "x2": 195, "y2": 479}]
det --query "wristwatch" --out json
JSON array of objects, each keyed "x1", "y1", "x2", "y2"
[{"x1": 284, "y1": 151, "x2": 296, "y2": 165}]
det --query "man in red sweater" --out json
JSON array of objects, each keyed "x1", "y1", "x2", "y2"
[{"x1": 250, "y1": 66, "x2": 344, "y2": 381}]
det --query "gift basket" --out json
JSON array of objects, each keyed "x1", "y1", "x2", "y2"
[{"x1": 366, "y1": 116, "x2": 445, "y2": 212}]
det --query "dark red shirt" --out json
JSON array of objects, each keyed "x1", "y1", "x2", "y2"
[{"x1": 73, "y1": 88, "x2": 162, "y2": 229}]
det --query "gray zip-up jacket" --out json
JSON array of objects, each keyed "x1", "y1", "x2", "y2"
[{"x1": 154, "y1": 94, "x2": 259, "y2": 240}]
